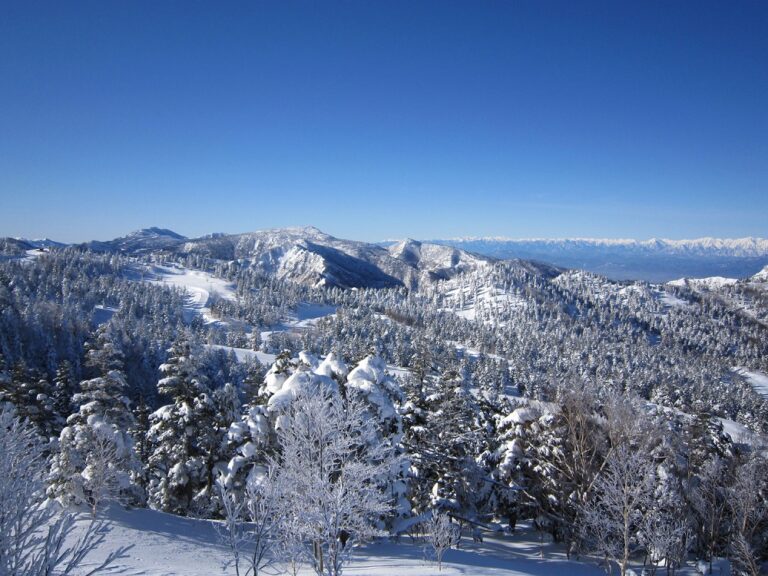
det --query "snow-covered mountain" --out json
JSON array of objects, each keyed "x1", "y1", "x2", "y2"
[
  {"x1": 14, "y1": 237, "x2": 67, "y2": 249},
  {"x1": 84, "y1": 227, "x2": 188, "y2": 254},
  {"x1": 433, "y1": 237, "x2": 768, "y2": 257},
  {"x1": 427, "y1": 237, "x2": 768, "y2": 282},
  {"x1": 11, "y1": 227, "x2": 768, "y2": 284},
  {"x1": 81, "y1": 226, "x2": 496, "y2": 290}
]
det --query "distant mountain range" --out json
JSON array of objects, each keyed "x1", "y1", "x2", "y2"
[
  {"x1": 423, "y1": 237, "x2": 768, "y2": 282},
  {"x1": 6, "y1": 228, "x2": 768, "y2": 284}
]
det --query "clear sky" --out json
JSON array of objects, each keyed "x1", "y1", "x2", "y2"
[{"x1": 1, "y1": 1, "x2": 766, "y2": 243}]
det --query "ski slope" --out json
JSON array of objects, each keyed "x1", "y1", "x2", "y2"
[{"x1": 146, "y1": 264, "x2": 237, "y2": 324}]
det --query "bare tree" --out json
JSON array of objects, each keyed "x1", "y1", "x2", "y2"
[
  {"x1": 216, "y1": 466, "x2": 284, "y2": 576},
  {"x1": 271, "y1": 385, "x2": 400, "y2": 576},
  {"x1": 82, "y1": 431, "x2": 122, "y2": 516},
  {"x1": 0, "y1": 404, "x2": 130, "y2": 575},
  {"x1": 425, "y1": 510, "x2": 460, "y2": 572},
  {"x1": 688, "y1": 457, "x2": 730, "y2": 573},
  {"x1": 727, "y1": 453, "x2": 768, "y2": 576},
  {"x1": 579, "y1": 444, "x2": 656, "y2": 576},
  {"x1": 640, "y1": 509, "x2": 689, "y2": 575}
]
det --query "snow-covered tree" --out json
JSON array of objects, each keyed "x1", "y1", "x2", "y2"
[
  {"x1": 270, "y1": 383, "x2": 401, "y2": 576},
  {"x1": 579, "y1": 443, "x2": 657, "y2": 576},
  {"x1": 405, "y1": 367, "x2": 493, "y2": 523},
  {"x1": 216, "y1": 466, "x2": 284, "y2": 576},
  {"x1": 688, "y1": 456, "x2": 731, "y2": 570},
  {"x1": 345, "y1": 355, "x2": 411, "y2": 524},
  {"x1": 49, "y1": 326, "x2": 143, "y2": 508},
  {"x1": 0, "y1": 404, "x2": 129, "y2": 575},
  {"x1": 146, "y1": 338, "x2": 219, "y2": 516},
  {"x1": 426, "y1": 510, "x2": 460, "y2": 572},
  {"x1": 727, "y1": 452, "x2": 768, "y2": 576}
]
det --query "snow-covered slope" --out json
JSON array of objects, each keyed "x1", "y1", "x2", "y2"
[
  {"x1": 754, "y1": 264, "x2": 768, "y2": 281},
  {"x1": 145, "y1": 264, "x2": 237, "y2": 324},
  {"x1": 14, "y1": 237, "x2": 67, "y2": 248},
  {"x1": 668, "y1": 267, "x2": 768, "y2": 324},
  {"x1": 668, "y1": 276, "x2": 739, "y2": 289},
  {"x1": 388, "y1": 238, "x2": 492, "y2": 282},
  {"x1": 734, "y1": 367, "x2": 768, "y2": 399}
]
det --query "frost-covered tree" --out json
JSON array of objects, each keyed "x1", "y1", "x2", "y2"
[
  {"x1": 688, "y1": 456, "x2": 731, "y2": 570},
  {"x1": 345, "y1": 355, "x2": 411, "y2": 524},
  {"x1": 216, "y1": 466, "x2": 284, "y2": 576},
  {"x1": 426, "y1": 510, "x2": 460, "y2": 572},
  {"x1": 727, "y1": 452, "x2": 768, "y2": 576},
  {"x1": 0, "y1": 361, "x2": 58, "y2": 438},
  {"x1": 51, "y1": 360, "x2": 76, "y2": 430},
  {"x1": 240, "y1": 358, "x2": 265, "y2": 407},
  {"x1": 405, "y1": 367, "x2": 492, "y2": 522},
  {"x1": 271, "y1": 383, "x2": 400, "y2": 576},
  {"x1": 0, "y1": 404, "x2": 129, "y2": 575},
  {"x1": 520, "y1": 384, "x2": 614, "y2": 550},
  {"x1": 49, "y1": 326, "x2": 143, "y2": 508},
  {"x1": 579, "y1": 444, "x2": 657, "y2": 576}
]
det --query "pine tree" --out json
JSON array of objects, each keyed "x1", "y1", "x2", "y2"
[
  {"x1": 51, "y1": 360, "x2": 76, "y2": 428},
  {"x1": 346, "y1": 354, "x2": 411, "y2": 524},
  {"x1": 146, "y1": 338, "x2": 218, "y2": 516},
  {"x1": 49, "y1": 326, "x2": 143, "y2": 508},
  {"x1": 0, "y1": 353, "x2": 13, "y2": 407},
  {"x1": 240, "y1": 358, "x2": 265, "y2": 408},
  {"x1": 129, "y1": 395, "x2": 153, "y2": 490}
]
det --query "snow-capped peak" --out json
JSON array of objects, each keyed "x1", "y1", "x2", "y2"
[{"x1": 127, "y1": 227, "x2": 187, "y2": 240}]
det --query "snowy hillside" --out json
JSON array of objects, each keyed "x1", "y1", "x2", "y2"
[
  {"x1": 8, "y1": 228, "x2": 768, "y2": 284},
  {"x1": 668, "y1": 269, "x2": 768, "y2": 323},
  {"x1": 3, "y1": 235, "x2": 768, "y2": 576}
]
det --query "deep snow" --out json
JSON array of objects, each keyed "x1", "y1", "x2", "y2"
[{"x1": 79, "y1": 506, "x2": 614, "y2": 576}]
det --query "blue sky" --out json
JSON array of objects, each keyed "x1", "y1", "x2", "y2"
[{"x1": 1, "y1": 1, "x2": 766, "y2": 243}]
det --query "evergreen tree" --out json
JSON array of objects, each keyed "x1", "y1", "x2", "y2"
[
  {"x1": 129, "y1": 395, "x2": 153, "y2": 491},
  {"x1": 51, "y1": 360, "x2": 76, "y2": 428},
  {"x1": 240, "y1": 358, "x2": 265, "y2": 408},
  {"x1": 146, "y1": 338, "x2": 219, "y2": 516},
  {"x1": 49, "y1": 326, "x2": 143, "y2": 508}
]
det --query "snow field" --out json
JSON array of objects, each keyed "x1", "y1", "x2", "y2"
[
  {"x1": 82, "y1": 506, "x2": 610, "y2": 576},
  {"x1": 146, "y1": 264, "x2": 237, "y2": 324},
  {"x1": 735, "y1": 367, "x2": 768, "y2": 399}
]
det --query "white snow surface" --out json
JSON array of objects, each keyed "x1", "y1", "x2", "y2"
[
  {"x1": 78, "y1": 506, "x2": 609, "y2": 576},
  {"x1": 668, "y1": 276, "x2": 738, "y2": 289},
  {"x1": 146, "y1": 264, "x2": 237, "y2": 324},
  {"x1": 206, "y1": 344, "x2": 276, "y2": 366},
  {"x1": 735, "y1": 367, "x2": 768, "y2": 399}
]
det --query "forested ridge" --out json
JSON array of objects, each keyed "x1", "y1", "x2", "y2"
[{"x1": 1, "y1": 244, "x2": 767, "y2": 575}]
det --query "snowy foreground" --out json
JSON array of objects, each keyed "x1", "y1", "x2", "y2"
[{"x1": 76, "y1": 506, "x2": 711, "y2": 576}]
